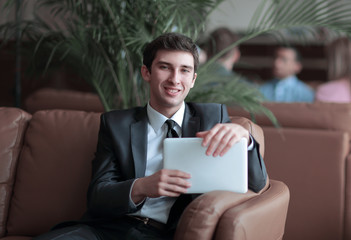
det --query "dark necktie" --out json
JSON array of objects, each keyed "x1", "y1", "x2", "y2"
[
  {"x1": 165, "y1": 119, "x2": 179, "y2": 138},
  {"x1": 164, "y1": 119, "x2": 190, "y2": 230}
]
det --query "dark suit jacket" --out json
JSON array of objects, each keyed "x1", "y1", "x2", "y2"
[{"x1": 84, "y1": 102, "x2": 267, "y2": 230}]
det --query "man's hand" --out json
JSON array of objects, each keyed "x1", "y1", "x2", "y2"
[
  {"x1": 196, "y1": 123, "x2": 250, "y2": 157},
  {"x1": 131, "y1": 169, "x2": 191, "y2": 204}
]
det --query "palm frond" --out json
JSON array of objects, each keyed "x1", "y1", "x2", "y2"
[
  {"x1": 248, "y1": 0, "x2": 351, "y2": 38},
  {"x1": 4, "y1": 0, "x2": 351, "y2": 124}
]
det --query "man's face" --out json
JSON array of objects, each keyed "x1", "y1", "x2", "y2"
[
  {"x1": 273, "y1": 48, "x2": 302, "y2": 79},
  {"x1": 141, "y1": 50, "x2": 197, "y2": 117}
]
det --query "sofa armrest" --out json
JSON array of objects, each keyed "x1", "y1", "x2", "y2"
[
  {"x1": 215, "y1": 180, "x2": 290, "y2": 240},
  {"x1": 230, "y1": 116, "x2": 265, "y2": 157},
  {"x1": 0, "y1": 108, "x2": 31, "y2": 237},
  {"x1": 174, "y1": 180, "x2": 289, "y2": 240}
]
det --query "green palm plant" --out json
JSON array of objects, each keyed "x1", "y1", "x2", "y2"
[
  {"x1": 2, "y1": 0, "x2": 351, "y2": 124},
  {"x1": 1, "y1": 0, "x2": 224, "y2": 111}
]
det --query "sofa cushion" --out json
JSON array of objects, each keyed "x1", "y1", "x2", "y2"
[
  {"x1": 0, "y1": 108, "x2": 31, "y2": 237},
  {"x1": 24, "y1": 88, "x2": 105, "y2": 114},
  {"x1": 6, "y1": 110, "x2": 101, "y2": 236}
]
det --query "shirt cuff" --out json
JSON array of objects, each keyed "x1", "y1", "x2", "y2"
[
  {"x1": 247, "y1": 134, "x2": 254, "y2": 151},
  {"x1": 129, "y1": 179, "x2": 145, "y2": 207}
]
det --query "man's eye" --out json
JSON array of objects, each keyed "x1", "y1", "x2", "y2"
[
  {"x1": 160, "y1": 65, "x2": 168, "y2": 69},
  {"x1": 182, "y1": 69, "x2": 190, "y2": 73}
]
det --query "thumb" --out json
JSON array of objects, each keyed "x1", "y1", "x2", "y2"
[{"x1": 196, "y1": 131, "x2": 208, "y2": 138}]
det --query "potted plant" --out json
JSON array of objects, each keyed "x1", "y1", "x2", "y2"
[{"x1": 1, "y1": 0, "x2": 351, "y2": 124}]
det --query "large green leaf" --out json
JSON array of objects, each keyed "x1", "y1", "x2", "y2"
[{"x1": 2, "y1": 0, "x2": 351, "y2": 124}]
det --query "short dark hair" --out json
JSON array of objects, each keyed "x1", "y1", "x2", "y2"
[
  {"x1": 277, "y1": 45, "x2": 302, "y2": 62},
  {"x1": 142, "y1": 32, "x2": 199, "y2": 72},
  {"x1": 326, "y1": 37, "x2": 351, "y2": 80},
  {"x1": 206, "y1": 27, "x2": 239, "y2": 60}
]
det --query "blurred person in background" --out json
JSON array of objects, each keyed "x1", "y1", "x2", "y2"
[
  {"x1": 315, "y1": 37, "x2": 351, "y2": 103},
  {"x1": 259, "y1": 46, "x2": 315, "y2": 102},
  {"x1": 203, "y1": 27, "x2": 251, "y2": 84}
]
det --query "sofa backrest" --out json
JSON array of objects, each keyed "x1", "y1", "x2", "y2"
[
  {"x1": 263, "y1": 127, "x2": 348, "y2": 240},
  {"x1": 6, "y1": 110, "x2": 101, "y2": 236},
  {"x1": 228, "y1": 102, "x2": 351, "y2": 138},
  {"x1": 0, "y1": 108, "x2": 31, "y2": 237},
  {"x1": 24, "y1": 88, "x2": 105, "y2": 114}
]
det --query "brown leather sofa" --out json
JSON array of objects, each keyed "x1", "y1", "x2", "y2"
[
  {"x1": 229, "y1": 102, "x2": 351, "y2": 240},
  {"x1": 0, "y1": 107, "x2": 289, "y2": 240},
  {"x1": 24, "y1": 88, "x2": 105, "y2": 114}
]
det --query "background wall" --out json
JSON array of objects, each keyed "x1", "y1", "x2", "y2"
[{"x1": 206, "y1": 0, "x2": 261, "y2": 33}]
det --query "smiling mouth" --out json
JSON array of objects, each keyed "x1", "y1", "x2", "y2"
[{"x1": 165, "y1": 87, "x2": 181, "y2": 94}]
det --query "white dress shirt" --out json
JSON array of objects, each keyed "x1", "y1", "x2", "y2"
[{"x1": 129, "y1": 102, "x2": 184, "y2": 224}]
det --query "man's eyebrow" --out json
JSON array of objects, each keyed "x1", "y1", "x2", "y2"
[
  {"x1": 156, "y1": 61, "x2": 194, "y2": 70},
  {"x1": 156, "y1": 61, "x2": 171, "y2": 66},
  {"x1": 181, "y1": 65, "x2": 194, "y2": 70}
]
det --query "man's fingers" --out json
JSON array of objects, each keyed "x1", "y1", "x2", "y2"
[
  {"x1": 197, "y1": 124, "x2": 222, "y2": 147},
  {"x1": 212, "y1": 133, "x2": 234, "y2": 157},
  {"x1": 169, "y1": 177, "x2": 191, "y2": 187},
  {"x1": 218, "y1": 135, "x2": 241, "y2": 156},
  {"x1": 157, "y1": 178, "x2": 191, "y2": 196},
  {"x1": 204, "y1": 125, "x2": 229, "y2": 156},
  {"x1": 164, "y1": 169, "x2": 191, "y2": 179},
  {"x1": 196, "y1": 130, "x2": 209, "y2": 141},
  {"x1": 155, "y1": 169, "x2": 192, "y2": 196},
  {"x1": 197, "y1": 123, "x2": 250, "y2": 157},
  {"x1": 164, "y1": 183, "x2": 190, "y2": 194},
  {"x1": 160, "y1": 174, "x2": 191, "y2": 189}
]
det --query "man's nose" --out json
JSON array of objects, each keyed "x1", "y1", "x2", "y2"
[
  {"x1": 274, "y1": 58, "x2": 282, "y2": 68},
  {"x1": 168, "y1": 70, "x2": 180, "y2": 84}
]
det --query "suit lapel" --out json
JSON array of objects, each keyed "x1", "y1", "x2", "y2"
[
  {"x1": 131, "y1": 107, "x2": 148, "y2": 178},
  {"x1": 182, "y1": 104, "x2": 200, "y2": 137}
]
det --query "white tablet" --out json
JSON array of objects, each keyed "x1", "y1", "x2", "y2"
[{"x1": 163, "y1": 137, "x2": 248, "y2": 193}]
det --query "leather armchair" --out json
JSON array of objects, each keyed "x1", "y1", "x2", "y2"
[{"x1": 0, "y1": 107, "x2": 289, "y2": 239}]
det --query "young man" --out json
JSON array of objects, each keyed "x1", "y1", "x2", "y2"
[
  {"x1": 34, "y1": 33, "x2": 267, "y2": 240},
  {"x1": 260, "y1": 46, "x2": 315, "y2": 102}
]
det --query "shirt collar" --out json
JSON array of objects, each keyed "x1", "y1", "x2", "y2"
[
  {"x1": 147, "y1": 102, "x2": 185, "y2": 133},
  {"x1": 277, "y1": 75, "x2": 298, "y2": 85}
]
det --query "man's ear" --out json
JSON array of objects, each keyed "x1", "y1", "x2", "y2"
[
  {"x1": 294, "y1": 62, "x2": 303, "y2": 74},
  {"x1": 190, "y1": 73, "x2": 197, "y2": 88},
  {"x1": 141, "y1": 65, "x2": 151, "y2": 82},
  {"x1": 233, "y1": 49, "x2": 241, "y2": 64}
]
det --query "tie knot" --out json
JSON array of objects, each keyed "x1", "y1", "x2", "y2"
[
  {"x1": 165, "y1": 119, "x2": 179, "y2": 138},
  {"x1": 166, "y1": 119, "x2": 176, "y2": 129}
]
